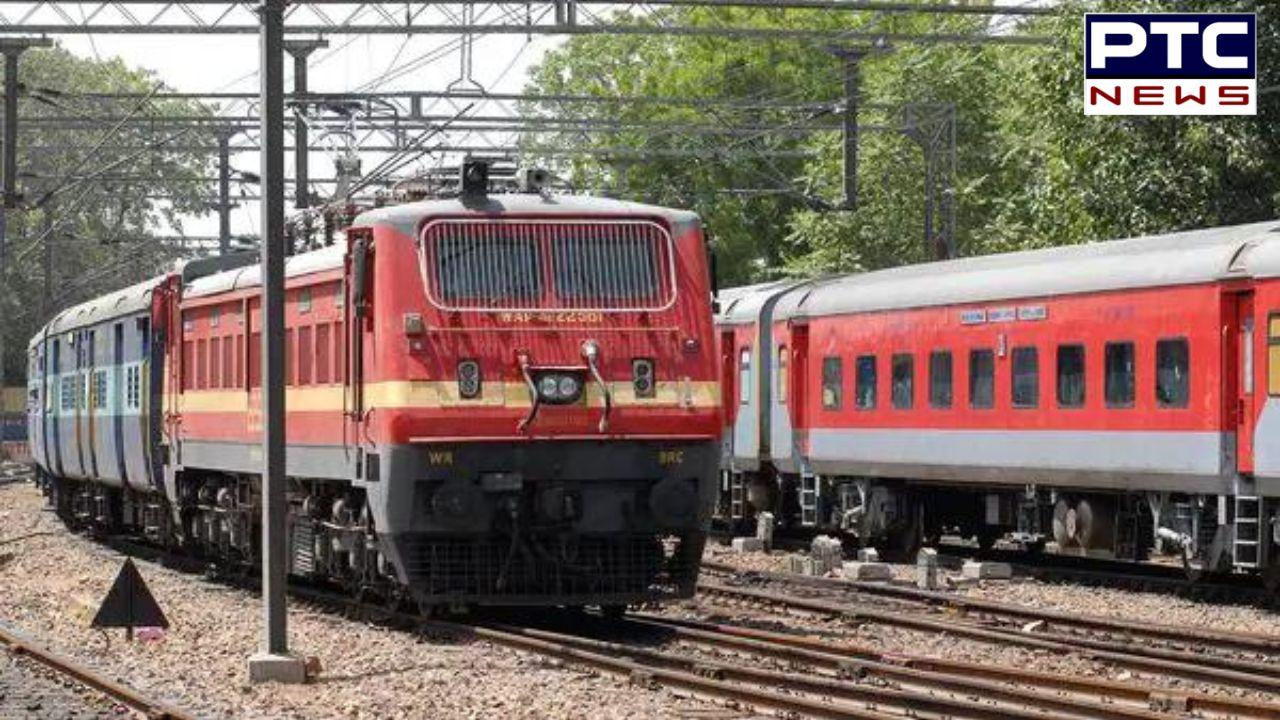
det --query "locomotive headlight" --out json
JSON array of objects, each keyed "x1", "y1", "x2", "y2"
[
  {"x1": 458, "y1": 360, "x2": 481, "y2": 399},
  {"x1": 632, "y1": 358, "x2": 655, "y2": 398},
  {"x1": 534, "y1": 372, "x2": 584, "y2": 404},
  {"x1": 557, "y1": 374, "x2": 580, "y2": 399}
]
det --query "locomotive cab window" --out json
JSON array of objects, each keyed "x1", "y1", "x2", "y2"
[
  {"x1": 1156, "y1": 338, "x2": 1189, "y2": 407},
  {"x1": 822, "y1": 357, "x2": 843, "y2": 410},
  {"x1": 1105, "y1": 341, "x2": 1135, "y2": 407},
  {"x1": 1011, "y1": 346, "x2": 1038, "y2": 408},
  {"x1": 739, "y1": 347, "x2": 751, "y2": 405},
  {"x1": 969, "y1": 349, "x2": 995, "y2": 409},
  {"x1": 855, "y1": 355, "x2": 876, "y2": 410},
  {"x1": 1056, "y1": 344, "x2": 1085, "y2": 408},
  {"x1": 891, "y1": 354, "x2": 913, "y2": 410},
  {"x1": 928, "y1": 350, "x2": 952, "y2": 409}
]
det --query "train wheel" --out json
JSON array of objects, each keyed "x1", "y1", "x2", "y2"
[{"x1": 1051, "y1": 499, "x2": 1073, "y2": 548}]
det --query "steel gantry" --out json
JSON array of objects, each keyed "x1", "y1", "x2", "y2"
[{"x1": 0, "y1": 0, "x2": 1054, "y2": 39}]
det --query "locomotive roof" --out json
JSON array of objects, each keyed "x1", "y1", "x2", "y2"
[
  {"x1": 33, "y1": 275, "x2": 165, "y2": 347},
  {"x1": 771, "y1": 219, "x2": 1280, "y2": 320},
  {"x1": 350, "y1": 193, "x2": 700, "y2": 237},
  {"x1": 183, "y1": 242, "x2": 345, "y2": 298},
  {"x1": 716, "y1": 279, "x2": 808, "y2": 326}
]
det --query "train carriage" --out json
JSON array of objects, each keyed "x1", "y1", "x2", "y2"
[
  {"x1": 29, "y1": 182, "x2": 722, "y2": 610},
  {"x1": 720, "y1": 220, "x2": 1280, "y2": 587}
]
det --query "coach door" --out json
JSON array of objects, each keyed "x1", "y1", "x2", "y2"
[
  {"x1": 789, "y1": 324, "x2": 810, "y2": 440},
  {"x1": 719, "y1": 330, "x2": 736, "y2": 429},
  {"x1": 1229, "y1": 291, "x2": 1257, "y2": 474}
]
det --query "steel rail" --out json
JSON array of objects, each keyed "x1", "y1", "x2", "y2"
[
  {"x1": 635, "y1": 613, "x2": 1280, "y2": 720},
  {"x1": 484, "y1": 621, "x2": 1098, "y2": 720},
  {"x1": 700, "y1": 560, "x2": 1280, "y2": 654},
  {"x1": 0, "y1": 621, "x2": 197, "y2": 720},
  {"x1": 699, "y1": 580, "x2": 1280, "y2": 694}
]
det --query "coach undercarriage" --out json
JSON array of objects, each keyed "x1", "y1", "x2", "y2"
[{"x1": 719, "y1": 467, "x2": 1280, "y2": 592}]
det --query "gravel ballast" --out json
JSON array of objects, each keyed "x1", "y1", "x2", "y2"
[{"x1": 0, "y1": 479, "x2": 723, "y2": 720}]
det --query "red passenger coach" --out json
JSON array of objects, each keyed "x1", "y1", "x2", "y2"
[
  {"x1": 720, "y1": 221, "x2": 1280, "y2": 590},
  {"x1": 31, "y1": 183, "x2": 721, "y2": 611}
]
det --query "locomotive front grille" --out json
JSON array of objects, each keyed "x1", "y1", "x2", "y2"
[
  {"x1": 396, "y1": 533, "x2": 699, "y2": 603},
  {"x1": 421, "y1": 219, "x2": 677, "y2": 312}
]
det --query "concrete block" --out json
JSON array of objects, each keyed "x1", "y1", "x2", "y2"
[
  {"x1": 856, "y1": 547, "x2": 880, "y2": 563},
  {"x1": 916, "y1": 548, "x2": 939, "y2": 590},
  {"x1": 247, "y1": 652, "x2": 308, "y2": 685},
  {"x1": 755, "y1": 512, "x2": 775, "y2": 548},
  {"x1": 961, "y1": 561, "x2": 1013, "y2": 581},
  {"x1": 810, "y1": 535, "x2": 844, "y2": 574},
  {"x1": 787, "y1": 554, "x2": 817, "y2": 575},
  {"x1": 731, "y1": 537, "x2": 764, "y2": 553},
  {"x1": 843, "y1": 561, "x2": 892, "y2": 582}
]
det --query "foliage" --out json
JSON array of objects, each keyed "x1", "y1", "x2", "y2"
[
  {"x1": 521, "y1": 0, "x2": 1280, "y2": 284},
  {"x1": 1, "y1": 46, "x2": 216, "y2": 380}
]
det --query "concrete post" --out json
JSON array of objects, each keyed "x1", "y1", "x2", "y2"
[{"x1": 247, "y1": 0, "x2": 307, "y2": 685}]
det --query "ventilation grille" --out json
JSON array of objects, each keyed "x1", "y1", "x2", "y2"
[{"x1": 421, "y1": 219, "x2": 676, "y2": 312}]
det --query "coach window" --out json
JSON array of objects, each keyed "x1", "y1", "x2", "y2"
[
  {"x1": 969, "y1": 349, "x2": 995, "y2": 409},
  {"x1": 739, "y1": 347, "x2": 751, "y2": 405},
  {"x1": 299, "y1": 288, "x2": 312, "y2": 314},
  {"x1": 1105, "y1": 341, "x2": 1135, "y2": 407},
  {"x1": 929, "y1": 350, "x2": 952, "y2": 409},
  {"x1": 1011, "y1": 346, "x2": 1038, "y2": 408},
  {"x1": 777, "y1": 345, "x2": 788, "y2": 404},
  {"x1": 855, "y1": 355, "x2": 877, "y2": 409},
  {"x1": 1156, "y1": 338, "x2": 1190, "y2": 408},
  {"x1": 891, "y1": 354, "x2": 913, "y2": 410},
  {"x1": 1056, "y1": 344, "x2": 1085, "y2": 408},
  {"x1": 822, "y1": 357, "x2": 843, "y2": 410}
]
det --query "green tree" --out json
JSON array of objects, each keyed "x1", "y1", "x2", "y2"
[
  {"x1": 522, "y1": 1, "x2": 1280, "y2": 283},
  {"x1": 1, "y1": 46, "x2": 216, "y2": 381}
]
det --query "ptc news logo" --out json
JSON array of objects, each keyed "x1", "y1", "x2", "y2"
[{"x1": 1084, "y1": 13, "x2": 1256, "y2": 116}]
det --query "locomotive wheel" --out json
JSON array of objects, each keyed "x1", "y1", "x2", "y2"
[{"x1": 1051, "y1": 499, "x2": 1073, "y2": 548}]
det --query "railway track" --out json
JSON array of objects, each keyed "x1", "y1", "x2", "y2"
[
  {"x1": 938, "y1": 543, "x2": 1276, "y2": 605},
  {"x1": 306, "y1": 592, "x2": 1280, "y2": 720},
  {"x1": 707, "y1": 530, "x2": 1275, "y2": 605},
  {"x1": 0, "y1": 620, "x2": 197, "y2": 720},
  {"x1": 701, "y1": 559, "x2": 1280, "y2": 654},
  {"x1": 86, "y1": 533, "x2": 1280, "y2": 719},
  {"x1": 699, "y1": 561, "x2": 1280, "y2": 695}
]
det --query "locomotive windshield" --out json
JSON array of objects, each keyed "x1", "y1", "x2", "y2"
[{"x1": 422, "y1": 219, "x2": 676, "y2": 311}]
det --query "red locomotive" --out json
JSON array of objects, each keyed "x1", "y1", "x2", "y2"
[
  {"x1": 29, "y1": 166, "x2": 721, "y2": 609},
  {"x1": 719, "y1": 221, "x2": 1280, "y2": 591}
]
